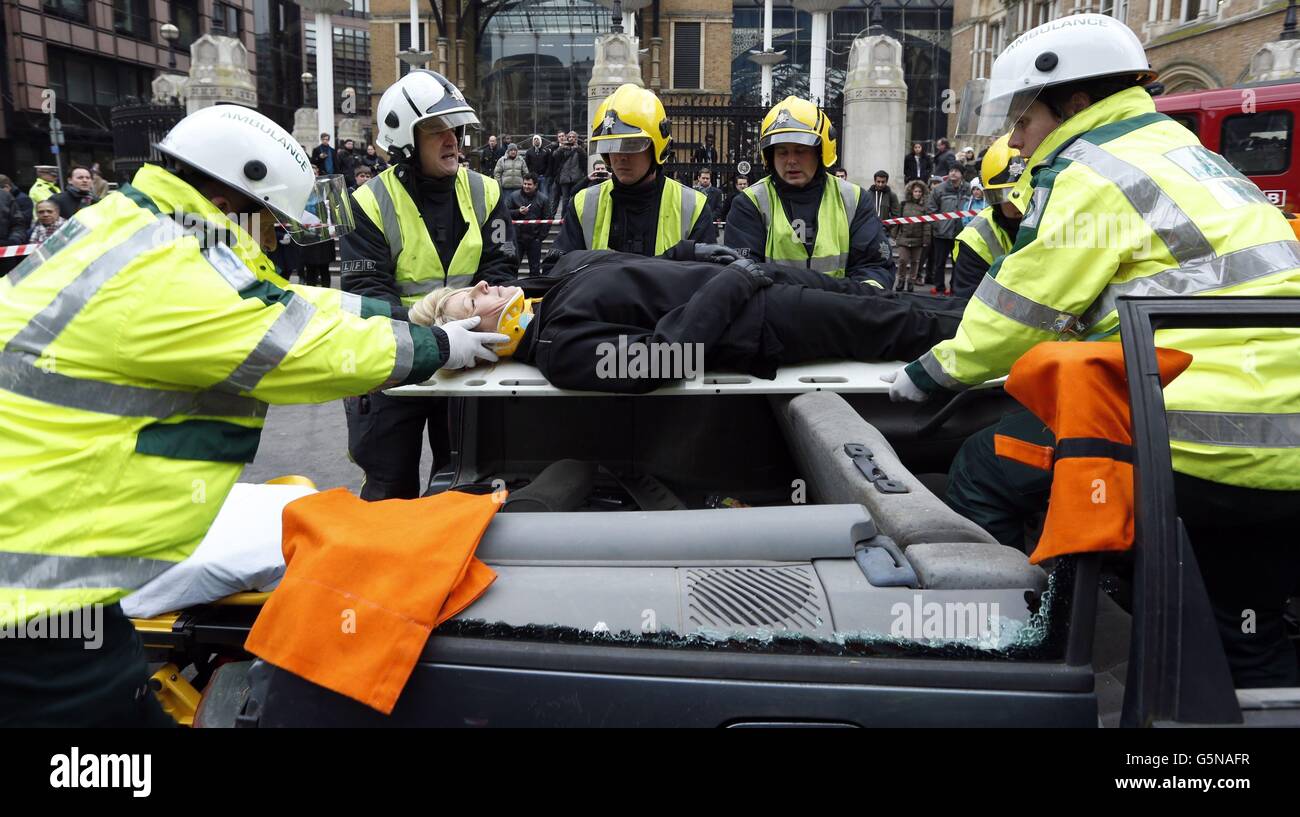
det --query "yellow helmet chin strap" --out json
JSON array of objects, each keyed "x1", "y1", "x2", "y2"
[{"x1": 493, "y1": 290, "x2": 536, "y2": 358}]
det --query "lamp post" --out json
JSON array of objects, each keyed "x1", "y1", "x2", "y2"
[
  {"x1": 1283, "y1": 0, "x2": 1298, "y2": 41},
  {"x1": 160, "y1": 22, "x2": 179, "y2": 70},
  {"x1": 295, "y1": 0, "x2": 350, "y2": 143}
]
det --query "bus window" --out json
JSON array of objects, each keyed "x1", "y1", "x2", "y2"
[
  {"x1": 1169, "y1": 113, "x2": 1199, "y2": 137},
  {"x1": 1220, "y1": 110, "x2": 1292, "y2": 175}
]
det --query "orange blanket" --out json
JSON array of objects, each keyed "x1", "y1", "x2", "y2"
[
  {"x1": 994, "y1": 342, "x2": 1191, "y2": 564},
  {"x1": 244, "y1": 488, "x2": 499, "y2": 714}
]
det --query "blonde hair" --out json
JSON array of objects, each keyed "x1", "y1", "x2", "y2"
[{"x1": 425, "y1": 286, "x2": 471, "y2": 326}]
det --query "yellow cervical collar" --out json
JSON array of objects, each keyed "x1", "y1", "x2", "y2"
[{"x1": 494, "y1": 291, "x2": 538, "y2": 357}]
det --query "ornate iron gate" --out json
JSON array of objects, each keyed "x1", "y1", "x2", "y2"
[
  {"x1": 109, "y1": 102, "x2": 186, "y2": 183},
  {"x1": 662, "y1": 96, "x2": 843, "y2": 189}
]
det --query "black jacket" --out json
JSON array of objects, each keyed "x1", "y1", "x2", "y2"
[
  {"x1": 0, "y1": 189, "x2": 24, "y2": 246},
  {"x1": 507, "y1": 187, "x2": 552, "y2": 242},
  {"x1": 932, "y1": 149, "x2": 959, "y2": 178},
  {"x1": 50, "y1": 188, "x2": 98, "y2": 220},
  {"x1": 723, "y1": 170, "x2": 895, "y2": 289},
  {"x1": 524, "y1": 144, "x2": 551, "y2": 176},
  {"x1": 479, "y1": 143, "x2": 505, "y2": 174},
  {"x1": 548, "y1": 173, "x2": 717, "y2": 265},
  {"x1": 517, "y1": 248, "x2": 963, "y2": 393},
  {"x1": 9, "y1": 190, "x2": 32, "y2": 241},
  {"x1": 339, "y1": 165, "x2": 518, "y2": 321},
  {"x1": 903, "y1": 153, "x2": 932, "y2": 182}
]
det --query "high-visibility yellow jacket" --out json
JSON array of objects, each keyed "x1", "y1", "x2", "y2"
[
  {"x1": 743, "y1": 175, "x2": 861, "y2": 279},
  {"x1": 350, "y1": 165, "x2": 500, "y2": 305},
  {"x1": 906, "y1": 86, "x2": 1300, "y2": 490},
  {"x1": 953, "y1": 207, "x2": 1014, "y2": 266},
  {"x1": 573, "y1": 176, "x2": 706, "y2": 254},
  {"x1": 0, "y1": 164, "x2": 444, "y2": 625},
  {"x1": 29, "y1": 178, "x2": 60, "y2": 206}
]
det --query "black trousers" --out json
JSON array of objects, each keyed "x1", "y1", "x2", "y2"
[
  {"x1": 927, "y1": 237, "x2": 955, "y2": 289},
  {"x1": 300, "y1": 263, "x2": 332, "y2": 288},
  {"x1": 0, "y1": 603, "x2": 176, "y2": 727},
  {"x1": 344, "y1": 391, "x2": 451, "y2": 500},
  {"x1": 948, "y1": 410, "x2": 1300, "y2": 688},
  {"x1": 519, "y1": 236, "x2": 544, "y2": 276},
  {"x1": 761, "y1": 266, "x2": 966, "y2": 367}
]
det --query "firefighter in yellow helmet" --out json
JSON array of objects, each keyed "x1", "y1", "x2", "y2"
[
  {"x1": 548, "y1": 83, "x2": 717, "y2": 266},
  {"x1": 949, "y1": 134, "x2": 1027, "y2": 298},
  {"x1": 725, "y1": 96, "x2": 894, "y2": 289}
]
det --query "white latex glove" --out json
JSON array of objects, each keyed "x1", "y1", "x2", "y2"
[
  {"x1": 881, "y1": 366, "x2": 930, "y2": 403},
  {"x1": 441, "y1": 316, "x2": 510, "y2": 370}
]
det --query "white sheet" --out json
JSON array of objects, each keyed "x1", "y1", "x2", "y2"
[{"x1": 120, "y1": 483, "x2": 314, "y2": 618}]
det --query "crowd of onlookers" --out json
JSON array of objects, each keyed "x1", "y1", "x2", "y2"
[{"x1": 4, "y1": 132, "x2": 986, "y2": 292}]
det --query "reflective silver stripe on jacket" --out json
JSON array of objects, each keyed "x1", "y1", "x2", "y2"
[
  {"x1": 216, "y1": 294, "x2": 318, "y2": 394},
  {"x1": 0, "y1": 351, "x2": 267, "y2": 419},
  {"x1": 917, "y1": 349, "x2": 968, "y2": 391},
  {"x1": 769, "y1": 255, "x2": 850, "y2": 274},
  {"x1": 1019, "y1": 187, "x2": 1050, "y2": 230},
  {"x1": 973, "y1": 274, "x2": 1082, "y2": 335},
  {"x1": 466, "y1": 170, "x2": 488, "y2": 226},
  {"x1": 750, "y1": 182, "x2": 773, "y2": 231},
  {"x1": 364, "y1": 176, "x2": 403, "y2": 261},
  {"x1": 381, "y1": 319, "x2": 416, "y2": 388},
  {"x1": 397, "y1": 277, "x2": 470, "y2": 296},
  {"x1": 1059, "y1": 139, "x2": 1216, "y2": 266},
  {"x1": 835, "y1": 177, "x2": 857, "y2": 222},
  {"x1": 5, "y1": 218, "x2": 184, "y2": 358},
  {"x1": 578, "y1": 186, "x2": 601, "y2": 249},
  {"x1": 969, "y1": 214, "x2": 1007, "y2": 259},
  {"x1": 1168, "y1": 411, "x2": 1300, "y2": 449},
  {"x1": 203, "y1": 243, "x2": 259, "y2": 291},
  {"x1": 1081, "y1": 240, "x2": 1300, "y2": 330},
  {"x1": 339, "y1": 291, "x2": 363, "y2": 316},
  {"x1": 5, "y1": 218, "x2": 92, "y2": 286},
  {"x1": 680, "y1": 186, "x2": 698, "y2": 239},
  {"x1": 0, "y1": 549, "x2": 177, "y2": 591}
]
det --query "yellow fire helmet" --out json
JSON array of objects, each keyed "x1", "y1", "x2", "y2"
[
  {"x1": 759, "y1": 96, "x2": 837, "y2": 168},
  {"x1": 493, "y1": 289, "x2": 540, "y2": 358},
  {"x1": 589, "y1": 84, "x2": 673, "y2": 165},
  {"x1": 981, "y1": 133, "x2": 1028, "y2": 213}
]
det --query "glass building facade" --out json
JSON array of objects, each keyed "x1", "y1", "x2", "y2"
[
  {"x1": 476, "y1": 0, "x2": 611, "y2": 141},
  {"x1": 731, "y1": 0, "x2": 953, "y2": 146},
  {"x1": 472, "y1": 0, "x2": 952, "y2": 146}
]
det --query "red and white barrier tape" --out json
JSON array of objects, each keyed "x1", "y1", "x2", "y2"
[
  {"x1": 0, "y1": 210, "x2": 979, "y2": 259},
  {"x1": 0, "y1": 243, "x2": 37, "y2": 258},
  {"x1": 513, "y1": 210, "x2": 975, "y2": 228},
  {"x1": 881, "y1": 210, "x2": 976, "y2": 225}
]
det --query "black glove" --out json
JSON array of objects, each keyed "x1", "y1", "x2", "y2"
[
  {"x1": 727, "y1": 256, "x2": 772, "y2": 292},
  {"x1": 692, "y1": 243, "x2": 742, "y2": 265}
]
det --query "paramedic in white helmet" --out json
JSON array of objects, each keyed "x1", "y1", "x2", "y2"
[
  {"x1": 0, "y1": 104, "x2": 505, "y2": 726},
  {"x1": 340, "y1": 70, "x2": 519, "y2": 500},
  {"x1": 883, "y1": 14, "x2": 1300, "y2": 688}
]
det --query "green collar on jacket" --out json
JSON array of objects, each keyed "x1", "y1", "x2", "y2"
[
  {"x1": 1014, "y1": 85, "x2": 1158, "y2": 194},
  {"x1": 125, "y1": 163, "x2": 284, "y2": 282}
]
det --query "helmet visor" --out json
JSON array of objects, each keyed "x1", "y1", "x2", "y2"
[
  {"x1": 593, "y1": 136, "x2": 653, "y2": 154},
  {"x1": 982, "y1": 185, "x2": 1014, "y2": 205},
  {"x1": 415, "y1": 110, "x2": 481, "y2": 135},
  {"x1": 759, "y1": 131, "x2": 821, "y2": 151},
  {"x1": 278, "y1": 174, "x2": 355, "y2": 246},
  {"x1": 975, "y1": 81, "x2": 1042, "y2": 140}
]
